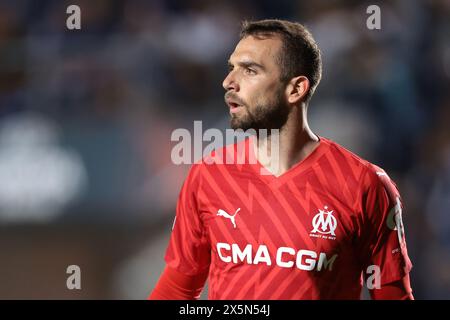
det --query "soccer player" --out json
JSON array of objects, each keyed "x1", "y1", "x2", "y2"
[{"x1": 149, "y1": 19, "x2": 413, "y2": 300}]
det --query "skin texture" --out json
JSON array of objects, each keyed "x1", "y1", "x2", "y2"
[
  {"x1": 224, "y1": 36, "x2": 290, "y2": 131},
  {"x1": 223, "y1": 35, "x2": 319, "y2": 177}
]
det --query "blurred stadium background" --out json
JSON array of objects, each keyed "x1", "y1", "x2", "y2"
[{"x1": 0, "y1": 0, "x2": 449, "y2": 299}]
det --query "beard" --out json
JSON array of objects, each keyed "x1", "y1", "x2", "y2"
[{"x1": 229, "y1": 89, "x2": 290, "y2": 132}]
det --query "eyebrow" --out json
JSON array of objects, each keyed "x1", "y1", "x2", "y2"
[{"x1": 227, "y1": 60, "x2": 265, "y2": 71}]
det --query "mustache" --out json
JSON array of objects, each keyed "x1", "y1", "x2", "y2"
[{"x1": 224, "y1": 92, "x2": 246, "y2": 106}]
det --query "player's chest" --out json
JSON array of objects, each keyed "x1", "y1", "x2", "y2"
[{"x1": 198, "y1": 178, "x2": 358, "y2": 253}]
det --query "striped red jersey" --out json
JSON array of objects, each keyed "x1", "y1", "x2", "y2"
[{"x1": 165, "y1": 136, "x2": 412, "y2": 299}]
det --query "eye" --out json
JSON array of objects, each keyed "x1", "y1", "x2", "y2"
[{"x1": 244, "y1": 67, "x2": 256, "y2": 75}]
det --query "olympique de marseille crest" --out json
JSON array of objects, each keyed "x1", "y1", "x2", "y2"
[{"x1": 310, "y1": 206, "x2": 337, "y2": 240}]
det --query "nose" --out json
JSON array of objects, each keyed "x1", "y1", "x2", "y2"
[{"x1": 222, "y1": 71, "x2": 239, "y2": 92}]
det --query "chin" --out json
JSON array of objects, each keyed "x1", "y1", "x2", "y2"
[{"x1": 230, "y1": 118, "x2": 252, "y2": 131}]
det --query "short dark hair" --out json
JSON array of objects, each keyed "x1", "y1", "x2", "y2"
[{"x1": 240, "y1": 19, "x2": 322, "y2": 105}]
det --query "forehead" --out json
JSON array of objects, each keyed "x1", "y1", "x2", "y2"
[{"x1": 229, "y1": 35, "x2": 282, "y2": 67}]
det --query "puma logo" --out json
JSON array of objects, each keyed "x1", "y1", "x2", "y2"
[{"x1": 217, "y1": 208, "x2": 240, "y2": 229}]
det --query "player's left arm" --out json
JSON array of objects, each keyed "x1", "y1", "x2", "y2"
[
  {"x1": 148, "y1": 266, "x2": 209, "y2": 300},
  {"x1": 358, "y1": 165, "x2": 414, "y2": 300},
  {"x1": 370, "y1": 274, "x2": 414, "y2": 300}
]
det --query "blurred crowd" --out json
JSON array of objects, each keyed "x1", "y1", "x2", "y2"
[{"x1": 0, "y1": 0, "x2": 449, "y2": 299}]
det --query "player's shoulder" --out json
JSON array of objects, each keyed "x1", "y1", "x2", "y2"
[
  {"x1": 198, "y1": 137, "x2": 250, "y2": 167},
  {"x1": 321, "y1": 136, "x2": 394, "y2": 187},
  {"x1": 321, "y1": 136, "x2": 372, "y2": 171},
  {"x1": 187, "y1": 137, "x2": 249, "y2": 176}
]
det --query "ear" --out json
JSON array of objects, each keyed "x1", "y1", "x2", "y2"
[{"x1": 285, "y1": 76, "x2": 310, "y2": 104}]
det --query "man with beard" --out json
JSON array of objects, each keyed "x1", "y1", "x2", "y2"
[{"x1": 149, "y1": 19, "x2": 413, "y2": 300}]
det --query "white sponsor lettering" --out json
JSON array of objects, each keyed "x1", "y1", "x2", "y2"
[
  {"x1": 296, "y1": 250, "x2": 317, "y2": 271},
  {"x1": 276, "y1": 247, "x2": 296, "y2": 268},
  {"x1": 217, "y1": 242, "x2": 232, "y2": 263},
  {"x1": 253, "y1": 245, "x2": 271, "y2": 266},
  {"x1": 216, "y1": 243, "x2": 337, "y2": 271},
  {"x1": 317, "y1": 252, "x2": 338, "y2": 271},
  {"x1": 232, "y1": 243, "x2": 252, "y2": 264}
]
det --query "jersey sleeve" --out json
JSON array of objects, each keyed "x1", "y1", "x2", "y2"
[
  {"x1": 164, "y1": 164, "x2": 211, "y2": 276},
  {"x1": 357, "y1": 165, "x2": 413, "y2": 287}
]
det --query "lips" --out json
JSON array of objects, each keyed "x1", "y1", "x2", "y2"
[
  {"x1": 227, "y1": 101, "x2": 241, "y2": 109},
  {"x1": 225, "y1": 96, "x2": 245, "y2": 113},
  {"x1": 227, "y1": 101, "x2": 244, "y2": 113}
]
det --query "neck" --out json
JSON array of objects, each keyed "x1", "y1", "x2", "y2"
[{"x1": 254, "y1": 105, "x2": 320, "y2": 177}]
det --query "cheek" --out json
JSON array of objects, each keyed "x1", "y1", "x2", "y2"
[
  {"x1": 241, "y1": 77, "x2": 281, "y2": 106},
  {"x1": 251, "y1": 88, "x2": 280, "y2": 108},
  {"x1": 242, "y1": 81, "x2": 266, "y2": 105}
]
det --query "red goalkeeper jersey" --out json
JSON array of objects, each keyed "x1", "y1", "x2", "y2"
[{"x1": 165, "y1": 136, "x2": 412, "y2": 299}]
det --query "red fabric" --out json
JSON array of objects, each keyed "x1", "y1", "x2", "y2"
[
  {"x1": 148, "y1": 266, "x2": 208, "y2": 300},
  {"x1": 371, "y1": 274, "x2": 414, "y2": 300},
  {"x1": 164, "y1": 136, "x2": 413, "y2": 299}
]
